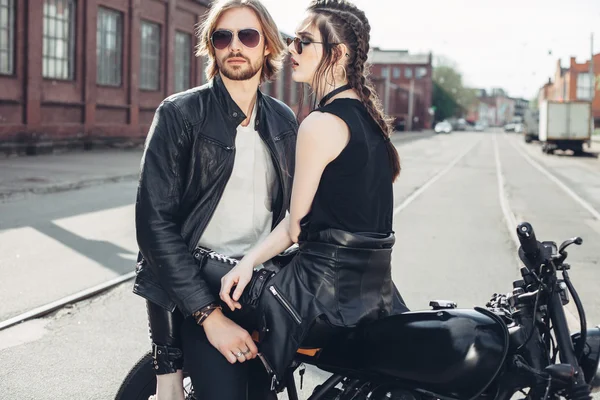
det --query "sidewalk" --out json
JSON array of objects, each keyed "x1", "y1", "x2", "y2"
[{"x1": 0, "y1": 149, "x2": 143, "y2": 201}]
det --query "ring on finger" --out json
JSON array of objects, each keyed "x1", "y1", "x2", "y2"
[
  {"x1": 234, "y1": 351, "x2": 244, "y2": 358},
  {"x1": 241, "y1": 348, "x2": 252, "y2": 355}
]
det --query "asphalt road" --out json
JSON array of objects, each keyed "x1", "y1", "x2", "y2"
[{"x1": 0, "y1": 130, "x2": 599, "y2": 399}]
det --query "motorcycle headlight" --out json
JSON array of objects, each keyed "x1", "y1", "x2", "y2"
[{"x1": 571, "y1": 326, "x2": 600, "y2": 392}]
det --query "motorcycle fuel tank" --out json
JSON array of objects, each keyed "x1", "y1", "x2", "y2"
[{"x1": 315, "y1": 307, "x2": 509, "y2": 400}]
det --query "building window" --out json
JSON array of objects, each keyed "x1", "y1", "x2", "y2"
[
  {"x1": 576, "y1": 73, "x2": 592, "y2": 100},
  {"x1": 96, "y1": 7, "x2": 122, "y2": 86},
  {"x1": 392, "y1": 67, "x2": 400, "y2": 79},
  {"x1": 0, "y1": 0, "x2": 14, "y2": 75},
  {"x1": 140, "y1": 20, "x2": 160, "y2": 91},
  {"x1": 174, "y1": 31, "x2": 191, "y2": 92},
  {"x1": 404, "y1": 67, "x2": 413, "y2": 79},
  {"x1": 416, "y1": 67, "x2": 427, "y2": 79},
  {"x1": 381, "y1": 67, "x2": 389, "y2": 78},
  {"x1": 43, "y1": 0, "x2": 76, "y2": 80}
]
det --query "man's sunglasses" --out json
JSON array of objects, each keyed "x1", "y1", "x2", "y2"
[{"x1": 211, "y1": 28, "x2": 262, "y2": 50}]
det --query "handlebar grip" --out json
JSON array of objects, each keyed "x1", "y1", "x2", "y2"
[{"x1": 516, "y1": 222, "x2": 539, "y2": 259}]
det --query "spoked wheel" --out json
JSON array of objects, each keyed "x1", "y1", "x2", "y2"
[{"x1": 115, "y1": 352, "x2": 195, "y2": 400}]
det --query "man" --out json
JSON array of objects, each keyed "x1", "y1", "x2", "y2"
[{"x1": 133, "y1": 0, "x2": 297, "y2": 398}]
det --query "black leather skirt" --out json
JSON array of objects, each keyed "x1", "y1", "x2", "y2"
[{"x1": 255, "y1": 228, "x2": 403, "y2": 388}]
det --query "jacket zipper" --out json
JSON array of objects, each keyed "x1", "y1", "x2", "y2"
[
  {"x1": 257, "y1": 353, "x2": 279, "y2": 391},
  {"x1": 269, "y1": 285, "x2": 302, "y2": 325},
  {"x1": 273, "y1": 130, "x2": 294, "y2": 142}
]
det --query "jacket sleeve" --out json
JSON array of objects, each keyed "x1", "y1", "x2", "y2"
[{"x1": 135, "y1": 100, "x2": 216, "y2": 316}]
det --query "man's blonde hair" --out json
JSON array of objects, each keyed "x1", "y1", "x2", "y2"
[{"x1": 195, "y1": 0, "x2": 286, "y2": 83}]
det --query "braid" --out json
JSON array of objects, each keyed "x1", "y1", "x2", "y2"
[
  {"x1": 308, "y1": 0, "x2": 401, "y2": 179},
  {"x1": 311, "y1": 2, "x2": 392, "y2": 137}
]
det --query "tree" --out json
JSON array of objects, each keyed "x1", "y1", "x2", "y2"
[
  {"x1": 432, "y1": 82, "x2": 459, "y2": 122},
  {"x1": 529, "y1": 95, "x2": 539, "y2": 111},
  {"x1": 432, "y1": 62, "x2": 476, "y2": 122}
]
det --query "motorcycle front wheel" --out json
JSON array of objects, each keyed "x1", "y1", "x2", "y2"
[{"x1": 115, "y1": 352, "x2": 195, "y2": 400}]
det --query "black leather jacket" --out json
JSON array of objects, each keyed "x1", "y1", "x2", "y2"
[{"x1": 133, "y1": 75, "x2": 298, "y2": 317}]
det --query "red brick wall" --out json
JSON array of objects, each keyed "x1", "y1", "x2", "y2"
[
  {"x1": 568, "y1": 55, "x2": 600, "y2": 120},
  {"x1": 0, "y1": 0, "x2": 431, "y2": 150},
  {"x1": 369, "y1": 62, "x2": 433, "y2": 129},
  {"x1": 0, "y1": 0, "x2": 210, "y2": 150}
]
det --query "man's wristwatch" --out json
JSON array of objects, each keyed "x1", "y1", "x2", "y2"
[{"x1": 192, "y1": 303, "x2": 223, "y2": 326}]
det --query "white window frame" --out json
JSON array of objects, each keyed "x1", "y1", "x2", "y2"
[
  {"x1": 174, "y1": 31, "x2": 191, "y2": 92},
  {"x1": 140, "y1": 20, "x2": 161, "y2": 91},
  {"x1": 42, "y1": 0, "x2": 76, "y2": 80},
  {"x1": 0, "y1": 0, "x2": 15, "y2": 75},
  {"x1": 96, "y1": 7, "x2": 123, "y2": 86},
  {"x1": 576, "y1": 72, "x2": 592, "y2": 101}
]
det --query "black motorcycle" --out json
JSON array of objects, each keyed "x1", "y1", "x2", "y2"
[{"x1": 116, "y1": 222, "x2": 600, "y2": 400}]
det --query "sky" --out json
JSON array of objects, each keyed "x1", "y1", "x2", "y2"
[{"x1": 259, "y1": 0, "x2": 600, "y2": 99}]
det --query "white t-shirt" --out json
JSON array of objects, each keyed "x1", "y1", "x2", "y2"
[{"x1": 197, "y1": 105, "x2": 276, "y2": 258}]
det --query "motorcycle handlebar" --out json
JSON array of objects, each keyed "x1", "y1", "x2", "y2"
[{"x1": 516, "y1": 222, "x2": 539, "y2": 261}]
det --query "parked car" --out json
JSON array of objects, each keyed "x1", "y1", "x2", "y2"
[
  {"x1": 474, "y1": 122, "x2": 486, "y2": 132},
  {"x1": 514, "y1": 123, "x2": 524, "y2": 133},
  {"x1": 434, "y1": 121, "x2": 453, "y2": 134},
  {"x1": 504, "y1": 123, "x2": 515, "y2": 132}
]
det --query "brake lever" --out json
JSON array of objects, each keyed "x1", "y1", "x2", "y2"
[{"x1": 558, "y1": 237, "x2": 583, "y2": 255}]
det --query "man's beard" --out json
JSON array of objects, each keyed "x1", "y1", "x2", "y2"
[{"x1": 218, "y1": 52, "x2": 264, "y2": 81}]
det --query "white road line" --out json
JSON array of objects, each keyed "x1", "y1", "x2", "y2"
[
  {"x1": 505, "y1": 134, "x2": 600, "y2": 221},
  {"x1": 493, "y1": 134, "x2": 519, "y2": 249},
  {"x1": 496, "y1": 134, "x2": 581, "y2": 330},
  {"x1": 393, "y1": 139, "x2": 481, "y2": 215}
]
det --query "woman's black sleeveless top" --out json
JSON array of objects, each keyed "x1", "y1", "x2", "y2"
[{"x1": 305, "y1": 98, "x2": 394, "y2": 234}]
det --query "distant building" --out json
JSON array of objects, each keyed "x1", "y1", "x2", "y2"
[
  {"x1": 368, "y1": 48, "x2": 433, "y2": 131},
  {"x1": 468, "y1": 88, "x2": 518, "y2": 127},
  {"x1": 467, "y1": 94, "x2": 497, "y2": 127},
  {"x1": 0, "y1": 0, "x2": 302, "y2": 154},
  {"x1": 490, "y1": 88, "x2": 507, "y2": 97},
  {"x1": 538, "y1": 54, "x2": 600, "y2": 128},
  {"x1": 512, "y1": 97, "x2": 529, "y2": 119}
]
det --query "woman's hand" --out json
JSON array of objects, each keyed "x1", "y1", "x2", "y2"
[{"x1": 220, "y1": 258, "x2": 254, "y2": 311}]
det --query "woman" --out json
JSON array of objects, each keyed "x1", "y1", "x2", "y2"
[{"x1": 220, "y1": 0, "x2": 404, "y2": 387}]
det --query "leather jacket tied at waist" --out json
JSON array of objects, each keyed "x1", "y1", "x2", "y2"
[{"x1": 195, "y1": 228, "x2": 408, "y2": 389}]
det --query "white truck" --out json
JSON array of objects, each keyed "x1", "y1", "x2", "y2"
[
  {"x1": 523, "y1": 108, "x2": 539, "y2": 143},
  {"x1": 538, "y1": 100, "x2": 592, "y2": 154}
]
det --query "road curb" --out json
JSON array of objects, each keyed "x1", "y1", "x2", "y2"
[{"x1": 0, "y1": 173, "x2": 139, "y2": 202}]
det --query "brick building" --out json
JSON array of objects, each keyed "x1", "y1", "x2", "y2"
[
  {"x1": 538, "y1": 54, "x2": 600, "y2": 127},
  {"x1": 368, "y1": 48, "x2": 433, "y2": 130},
  {"x1": 0, "y1": 0, "x2": 303, "y2": 154}
]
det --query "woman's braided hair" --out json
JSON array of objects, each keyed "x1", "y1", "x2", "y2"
[{"x1": 305, "y1": 0, "x2": 401, "y2": 180}]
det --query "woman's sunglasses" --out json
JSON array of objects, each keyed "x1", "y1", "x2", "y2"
[
  {"x1": 286, "y1": 37, "x2": 318, "y2": 55},
  {"x1": 286, "y1": 36, "x2": 338, "y2": 55},
  {"x1": 211, "y1": 28, "x2": 262, "y2": 50}
]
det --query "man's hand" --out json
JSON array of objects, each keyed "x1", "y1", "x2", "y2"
[{"x1": 202, "y1": 309, "x2": 258, "y2": 364}]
